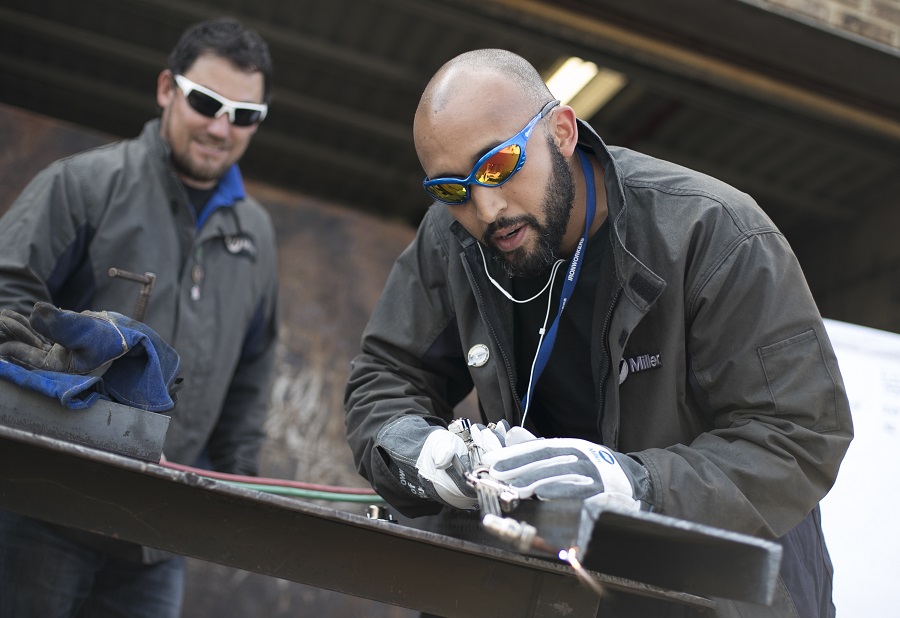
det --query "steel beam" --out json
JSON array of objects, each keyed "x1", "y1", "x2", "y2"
[
  {"x1": 0, "y1": 425, "x2": 607, "y2": 617},
  {"x1": 0, "y1": 375, "x2": 784, "y2": 613},
  {"x1": 0, "y1": 380, "x2": 168, "y2": 462}
]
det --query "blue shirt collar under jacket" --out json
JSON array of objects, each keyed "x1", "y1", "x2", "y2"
[{"x1": 197, "y1": 164, "x2": 245, "y2": 229}]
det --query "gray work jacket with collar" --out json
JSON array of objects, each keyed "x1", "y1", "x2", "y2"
[
  {"x1": 0, "y1": 119, "x2": 279, "y2": 476},
  {"x1": 345, "y1": 120, "x2": 852, "y2": 617}
]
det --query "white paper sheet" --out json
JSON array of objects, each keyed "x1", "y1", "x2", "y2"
[{"x1": 821, "y1": 318, "x2": 900, "y2": 613}]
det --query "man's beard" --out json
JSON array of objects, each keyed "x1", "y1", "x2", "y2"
[
  {"x1": 483, "y1": 137, "x2": 576, "y2": 278},
  {"x1": 161, "y1": 111, "x2": 231, "y2": 185},
  {"x1": 170, "y1": 144, "x2": 229, "y2": 185}
]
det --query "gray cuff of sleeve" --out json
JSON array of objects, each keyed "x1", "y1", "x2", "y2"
[
  {"x1": 375, "y1": 415, "x2": 441, "y2": 464},
  {"x1": 374, "y1": 415, "x2": 445, "y2": 506},
  {"x1": 615, "y1": 453, "x2": 654, "y2": 511}
]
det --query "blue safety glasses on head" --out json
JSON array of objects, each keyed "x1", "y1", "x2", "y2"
[
  {"x1": 423, "y1": 99, "x2": 560, "y2": 205},
  {"x1": 174, "y1": 74, "x2": 268, "y2": 127}
]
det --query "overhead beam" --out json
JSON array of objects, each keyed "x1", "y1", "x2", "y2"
[
  {"x1": 124, "y1": 0, "x2": 429, "y2": 87},
  {"x1": 0, "y1": 7, "x2": 412, "y2": 144},
  {"x1": 0, "y1": 54, "x2": 158, "y2": 128},
  {"x1": 550, "y1": 0, "x2": 900, "y2": 113},
  {"x1": 460, "y1": 0, "x2": 900, "y2": 143},
  {"x1": 0, "y1": 6, "x2": 167, "y2": 70},
  {"x1": 271, "y1": 90, "x2": 410, "y2": 144}
]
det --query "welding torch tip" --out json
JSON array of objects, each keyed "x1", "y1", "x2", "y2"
[
  {"x1": 530, "y1": 535, "x2": 557, "y2": 554},
  {"x1": 482, "y1": 514, "x2": 538, "y2": 552},
  {"x1": 481, "y1": 514, "x2": 565, "y2": 557}
]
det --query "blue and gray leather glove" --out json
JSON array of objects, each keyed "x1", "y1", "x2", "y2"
[
  {"x1": 0, "y1": 302, "x2": 180, "y2": 411},
  {"x1": 0, "y1": 308, "x2": 82, "y2": 372},
  {"x1": 374, "y1": 416, "x2": 510, "y2": 510},
  {"x1": 481, "y1": 437, "x2": 653, "y2": 512}
]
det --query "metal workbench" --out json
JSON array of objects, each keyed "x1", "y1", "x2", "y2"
[{"x1": 0, "y1": 382, "x2": 781, "y2": 616}]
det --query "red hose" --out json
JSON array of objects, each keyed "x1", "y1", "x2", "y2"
[{"x1": 159, "y1": 459, "x2": 378, "y2": 495}]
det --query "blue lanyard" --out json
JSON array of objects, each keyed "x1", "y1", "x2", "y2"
[{"x1": 521, "y1": 148, "x2": 596, "y2": 414}]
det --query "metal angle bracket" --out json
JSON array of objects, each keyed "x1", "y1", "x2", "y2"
[
  {"x1": 0, "y1": 379, "x2": 169, "y2": 462},
  {"x1": 576, "y1": 502, "x2": 783, "y2": 606}
]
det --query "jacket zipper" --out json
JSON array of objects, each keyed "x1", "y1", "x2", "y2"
[{"x1": 461, "y1": 253, "x2": 524, "y2": 419}]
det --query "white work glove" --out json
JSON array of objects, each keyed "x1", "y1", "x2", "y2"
[
  {"x1": 465, "y1": 419, "x2": 531, "y2": 454},
  {"x1": 415, "y1": 429, "x2": 478, "y2": 510},
  {"x1": 417, "y1": 420, "x2": 518, "y2": 509},
  {"x1": 375, "y1": 416, "x2": 516, "y2": 511},
  {"x1": 500, "y1": 424, "x2": 538, "y2": 447},
  {"x1": 482, "y1": 438, "x2": 645, "y2": 512}
]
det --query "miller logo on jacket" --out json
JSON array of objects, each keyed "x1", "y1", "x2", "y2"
[
  {"x1": 619, "y1": 352, "x2": 662, "y2": 384},
  {"x1": 224, "y1": 234, "x2": 257, "y2": 259}
]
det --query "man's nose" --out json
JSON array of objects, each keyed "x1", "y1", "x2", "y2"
[
  {"x1": 206, "y1": 112, "x2": 231, "y2": 137},
  {"x1": 470, "y1": 185, "x2": 506, "y2": 225}
]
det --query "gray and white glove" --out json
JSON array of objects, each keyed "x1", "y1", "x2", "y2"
[
  {"x1": 481, "y1": 438, "x2": 650, "y2": 511},
  {"x1": 374, "y1": 416, "x2": 510, "y2": 510},
  {"x1": 455, "y1": 419, "x2": 527, "y2": 455},
  {"x1": 416, "y1": 428, "x2": 477, "y2": 509},
  {"x1": 475, "y1": 422, "x2": 514, "y2": 447}
]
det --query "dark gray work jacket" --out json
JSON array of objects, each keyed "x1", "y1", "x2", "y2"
[
  {"x1": 346, "y1": 120, "x2": 852, "y2": 617},
  {"x1": 0, "y1": 120, "x2": 279, "y2": 475}
]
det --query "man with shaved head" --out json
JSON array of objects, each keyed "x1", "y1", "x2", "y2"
[{"x1": 346, "y1": 49, "x2": 851, "y2": 617}]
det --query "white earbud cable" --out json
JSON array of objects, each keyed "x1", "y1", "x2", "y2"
[
  {"x1": 520, "y1": 267, "x2": 559, "y2": 426},
  {"x1": 476, "y1": 243, "x2": 563, "y2": 426},
  {"x1": 477, "y1": 243, "x2": 564, "y2": 304}
]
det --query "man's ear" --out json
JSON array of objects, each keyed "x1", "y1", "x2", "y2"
[
  {"x1": 551, "y1": 105, "x2": 580, "y2": 157},
  {"x1": 157, "y1": 70, "x2": 175, "y2": 110}
]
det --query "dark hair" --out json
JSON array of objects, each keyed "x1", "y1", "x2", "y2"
[{"x1": 168, "y1": 18, "x2": 273, "y2": 101}]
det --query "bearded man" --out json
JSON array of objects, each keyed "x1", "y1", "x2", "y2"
[{"x1": 345, "y1": 49, "x2": 851, "y2": 618}]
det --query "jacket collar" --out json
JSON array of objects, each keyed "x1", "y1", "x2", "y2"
[
  {"x1": 140, "y1": 119, "x2": 169, "y2": 164},
  {"x1": 139, "y1": 119, "x2": 247, "y2": 232},
  {"x1": 197, "y1": 164, "x2": 245, "y2": 228},
  {"x1": 576, "y1": 120, "x2": 666, "y2": 313}
]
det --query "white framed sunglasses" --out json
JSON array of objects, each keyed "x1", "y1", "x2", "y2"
[{"x1": 173, "y1": 74, "x2": 268, "y2": 127}]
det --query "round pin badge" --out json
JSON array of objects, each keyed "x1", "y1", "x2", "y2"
[{"x1": 467, "y1": 344, "x2": 490, "y2": 367}]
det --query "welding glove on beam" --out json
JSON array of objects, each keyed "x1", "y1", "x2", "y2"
[
  {"x1": 481, "y1": 438, "x2": 652, "y2": 512},
  {"x1": 0, "y1": 308, "x2": 90, "y2": 373},
  {"x1": 0, "y1": 302, "x2": 180, "y2": 411},
  {"x1": 374, "y1": 415, "x2": 512, "y2": 510}
]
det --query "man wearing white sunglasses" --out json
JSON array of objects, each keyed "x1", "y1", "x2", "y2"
[{"x1": 0, "y1": 18, "x2": 279, "y2": 618}]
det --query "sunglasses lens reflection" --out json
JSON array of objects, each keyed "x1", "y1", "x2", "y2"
[
  {"x1": 426, "y1": 182, "x2": 467, "y2": 204},
  {"x1": 233, "y1": 109, "x2": 263, "y2": 126},
  {"x1": 426, "y1": 144, "x2": 525, "y2": 204},
  {"x1": 185, "y1": 90, "x2": 221, "y2": 118},
  {"x1": 475, "y1": 145, "x2": 521, "y2": 185}
]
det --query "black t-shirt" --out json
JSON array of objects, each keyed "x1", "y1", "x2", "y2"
[
  {"x1": 512, "y1": 221, "x2": 609, "y2": 440},
  {"x1": 183, "y1": 184, "x2": 215, "y2": 222}
]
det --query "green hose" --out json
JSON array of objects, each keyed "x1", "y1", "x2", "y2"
[{"x1": 222, "y1": 480, "x2": 387, "y2": 503}]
